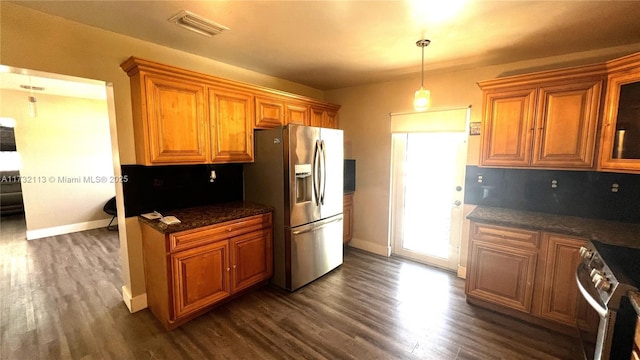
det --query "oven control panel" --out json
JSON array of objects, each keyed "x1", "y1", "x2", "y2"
[{"x1": 579, "y1": 245, "x2": 618, "y2": 305}]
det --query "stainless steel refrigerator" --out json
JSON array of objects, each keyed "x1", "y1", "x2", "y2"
[{"x1": 244, "y1": 124, "x2": 343, "y2": 291}]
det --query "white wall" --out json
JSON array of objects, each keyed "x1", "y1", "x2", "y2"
[{"x1": 0, "y1": 89, "x2": 115, "y2": 239}]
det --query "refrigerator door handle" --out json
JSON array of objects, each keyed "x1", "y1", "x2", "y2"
[
  {"x1": 313, "y1": 140, "x2": 321, "y2": 205},
  {"x1": 291, "y1": 215, "x2": 343, "y2": 235},
  {"x1": 320, "y1": 140, "x2": 327, "y2": 205}
]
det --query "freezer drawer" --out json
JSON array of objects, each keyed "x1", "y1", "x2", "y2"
[{"x1": 286, "y1": 214, "x2": 343, "y2": 291}]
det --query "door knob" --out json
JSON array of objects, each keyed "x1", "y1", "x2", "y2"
[
  {"x1": 453, "y1": 200, "x2": 462, "y2": 206},
  {"x1": 456, "y1": 186, "x2": 462, "y2": 192}
]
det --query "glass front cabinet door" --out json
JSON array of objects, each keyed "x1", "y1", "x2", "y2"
[{"x1": 599, "y1": 53, "x2": 640, "y2": 173}]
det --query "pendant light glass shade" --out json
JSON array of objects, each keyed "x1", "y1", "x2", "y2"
[
  {"x1": 414, "y1": 87, "x2": 430, "y2": 111},
  {"x1": 414, "y1": 39, "x2": 431, "y2": 112}
]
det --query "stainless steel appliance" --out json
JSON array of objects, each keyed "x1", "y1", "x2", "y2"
[
  {"x1": 576, "y1": 240, "x2": 640, "y2": 359},
  {"x1": 244, "y1": 124, "x2": 344, "y2": 291}
]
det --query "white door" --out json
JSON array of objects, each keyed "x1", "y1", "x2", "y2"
[{"x1": 390, "y1": 130, "x2": 467, "y2": 271}]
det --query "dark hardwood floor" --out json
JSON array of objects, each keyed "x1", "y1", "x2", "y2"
[{"x1": 0, "y1": 214, "x2": 581, "y2": 360}]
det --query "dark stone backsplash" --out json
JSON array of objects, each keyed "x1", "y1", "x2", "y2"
[
  {"x1": 121, "y1": 164, "x2": 243, "y2": 217},
  {"x1": 464, "y1": 166, "x2": 640, "y2": 223}
]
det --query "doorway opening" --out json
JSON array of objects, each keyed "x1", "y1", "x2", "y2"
[
  {"x1": 389, "y1": 107, "x2": 469, "y2": 271},
  {"x1": 0, "y1": 66, "x2": 122, "y2": 240}
]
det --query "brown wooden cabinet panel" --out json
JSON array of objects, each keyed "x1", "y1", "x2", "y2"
[
  {"x1": 209, "y1": 88, "x2": 254, "y2": 163},
  {"x1": 471, "y1": 223, "x2": 539, "y2": 249},
  {"x1": 310, "y1": 106, "x2": 339, "y2": 129},
  {"x1": 285, "y1": 102, "x2": 310, "y2": 125},
  {"x1": 231, "y1": 229, "x2": 273, "y2": 293},
  {"x1": 255, "y1": 96, "x2": 284, "y2": 128},
  {"x1": 466, "y1": 241, "x2": 538, "y2": 313},
  {"x1": 141, "y1": 75, "x2": 209, "y2": 164},
  {"x1": 532, "y1": 80, "x2": 602, "y2": 168},
  {"x1": 140, "y1": 212, "x2": 273, "y2": 329},
  {"x1": 480, "y1": 88, "x2": 536, "y2": 167},
  {"x1": 534, "y1": 234, "x2": 598, "y2": 329},
  {"x1": 171, "y1": 241, "x2": 230, "y2": 319},
  {"x1": 343, "y1": 193, "x2": 353, "y2": 244}
]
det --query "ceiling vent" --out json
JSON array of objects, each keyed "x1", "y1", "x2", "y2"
[{"x1": 168, "y1": 10, "x2": 229, "y2": 37}]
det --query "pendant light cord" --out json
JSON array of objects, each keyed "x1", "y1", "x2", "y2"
[{"x1": 421, "y1": 44, "x2": 425, "y2": 88}]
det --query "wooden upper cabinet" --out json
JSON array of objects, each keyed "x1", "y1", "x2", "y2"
[
  {"x1": 130, "y1": 73, "x2": 209, "y2": 165},
  {"x1": 254, "y1": 96, "x2": 312, "y2": 128},
  {"x1": 255, "y1": 96, "x2": 284, "y2": 129},
  {"x1": 285, "y1": 102, "x2": 310, "y2": 125},
  {"x1": 478, "y1": 63, "x2": 606, "y2": 170},
  {"x1": 121, "y1": 57, "x2": 341, "y2": 165},
  {"x1": 532, "y1": 80, "x2": 602, "y2": 168},
  {"x1": 310, "y1": 105, "x2": 339, "y2": 129},
  {"x1": 481, "y1": 88, "x2": 536, "y2": 167},
  {"x1": 209, "y1": 87, "x2": 254, "y2": 163},
  {"x1": 599, "y1": 53, "x2": 640, "y2": 173}
]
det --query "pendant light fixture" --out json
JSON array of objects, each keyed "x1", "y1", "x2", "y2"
[
  {"x1": 20, "y1": 77, "x2": 44, "y2": 118},
  {"x1": 414, "y1": 39, "x2": 431, "y2": 111}
]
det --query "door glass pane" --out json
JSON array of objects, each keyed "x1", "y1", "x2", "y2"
[
  {"x1": 613, "y1": 81, "x2": 640, "y2": 159},
  {"x1": 402, "y1": 132, "x2": 463, "y2": 259}
]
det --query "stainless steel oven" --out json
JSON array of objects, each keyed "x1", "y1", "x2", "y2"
[{"x1": 576, "y1": 240, "x2": 639, "y2": 360}]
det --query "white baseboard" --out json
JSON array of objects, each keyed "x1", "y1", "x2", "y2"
[
  {"x1": 122, "y1": 285, "x2": 147, "y2": 313},
  {"x1": 26, "y1": 218, "x2": 112, "y2": 240},
  {"x1": 457, "y1": 265, "x2": 467, "y2": 279},
  {"x1": 347, "y1": 237, "x2": 391, "y2": 257}
]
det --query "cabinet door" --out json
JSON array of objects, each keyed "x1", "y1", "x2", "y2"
[
  {"x1": 209, "y1": 88, "x2": 254, "y2": 163},
  {"x1": 144, "y1": 75, "x2": 208, "y2": 164},
  {"x1": 466, "y1": 241, "x2": 537, "y2": 313},
  {"x1": 255, "y1": 96, "x2": 284, "y2": 129},
  {"x1": 343, "y1": 193, "x2": 353, "y2": 244},
  {"x1": 230, "y1": 229, "x2": 273, "y2": 294},
  {"x1": 310, "y1": 107, "x2": 324, "y2": 127},
  {"x1": 323, "y1": 110, "x2": 339, "y2": 129},
  {"x1": 536, "y1": 234, "x2": 598, "y2": 328},
  {"x1": 599, "y1": 68, "x2": 640, "y2": 173},
  {"x1": 171, "y1": 241, "x2": 230, "y2": 319},
  {"x1": 532, "y1": 80, "x2": 602, "y2": 168},
  {"x1": 285, "y1": 102, "x2": 309, "y2": 125},
  {"x1": 480, "y1": 88, "x2": 536, "y2": 167}
]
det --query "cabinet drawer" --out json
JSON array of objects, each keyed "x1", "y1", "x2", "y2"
[
  {"x1": 170, "y1": 213, "x2": 272, "y2": 252},
  {"x1": 471, "y1": 222, "x2": 539, "y2": 249}
]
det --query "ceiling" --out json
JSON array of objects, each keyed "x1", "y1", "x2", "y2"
[
  {"x1": 9, "y1": 0, "x2": 640, "y2": 90},
  {"x1": 0, "y1": 69, "x2": 107, "y2": 100}
]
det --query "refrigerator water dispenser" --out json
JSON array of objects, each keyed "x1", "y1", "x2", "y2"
[{"x1": 295, "y1": 164, "x2": 312, "y2": 203}]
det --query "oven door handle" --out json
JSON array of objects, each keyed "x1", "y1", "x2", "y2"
[{"x1": 576, "y1": 263, "x2": 608, "y2": 318}]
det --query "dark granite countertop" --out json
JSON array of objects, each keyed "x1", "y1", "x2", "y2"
[
  {"x1": 138, "y1": 201, "x2": 273, "y2": 234},
  {"x1": 467, "y1": 206, "x2": 640, "y2": 249}
]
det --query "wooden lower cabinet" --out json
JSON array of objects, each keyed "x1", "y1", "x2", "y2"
[
  {"x1": 141, "y1": 213, "x2": 273, "y2": 329},
  {"x1": 172, "y1": 240, "x2": 230, "y2": 319},
  {"x1": 343, "y1": 193, "x2": 353, "y2": 244},
  {"x1": 467, "y1": 241, "x2": 537, "y2": 313},
  {"x1": 466, "y1": 224, "x2": 539, "y2": 313},
  {"x1": 532, "y1": 233, "x2": 599, "y2": 330},
  {"x1": 466, "y1": 221, "x2": 598, "y2": 334}
]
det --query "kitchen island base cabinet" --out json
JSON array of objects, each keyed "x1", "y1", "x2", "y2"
[{"x1": 141, "y1": 213, "x2": 273, "y2": 329}]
